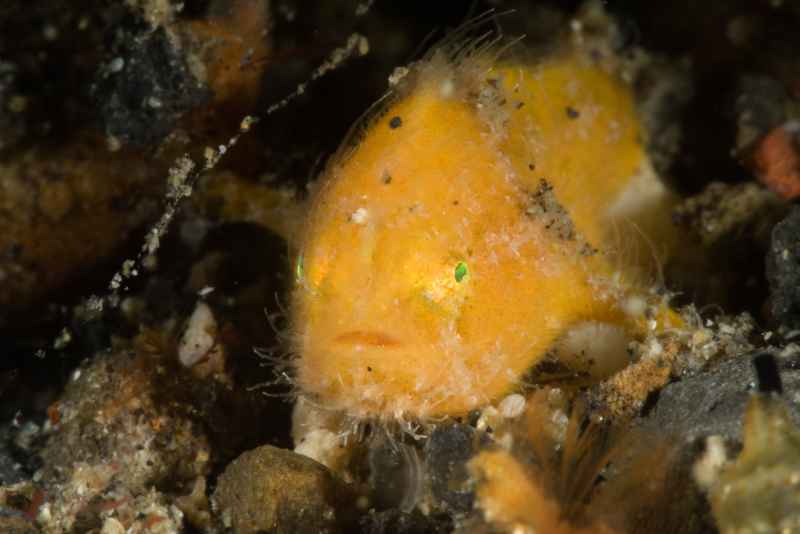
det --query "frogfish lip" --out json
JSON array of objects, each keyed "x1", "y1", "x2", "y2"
[{"x1": 333, "y1": 330, "x2": 402, "y2": 348}]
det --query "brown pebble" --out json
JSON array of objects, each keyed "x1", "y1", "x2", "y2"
[{"x1": 213, "y1": 445, "x2": 353, "y2": 534}]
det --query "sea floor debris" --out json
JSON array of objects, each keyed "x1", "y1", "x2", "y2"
[{"x1": 3, "y1": 1, "x2": 800, "y2": 533}]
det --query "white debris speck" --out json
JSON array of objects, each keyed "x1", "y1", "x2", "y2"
[
  {"x1": 476, "y1": 406, "x2": 500, "y2": 433},
  {"x1": 109, "y1": 57, "x2": 125, "y2": 73},
  {"x1": 718, "y1": 323, "x2": 736, "y2": 335},
  {"x1": 277, "y1": 3, "x2": 296, "y2": 21},
  {"x1": 106, "y1": 135, "x2": 122, "y2": 152},
  {"x1": 388, "y1": 66, "x2": 409, "y2": 86},
  {"x1": 498, "y1": 393, "x2": 526, "y2": 419},
  {"x1": 86, "y1": 294, "x2": 104, "y2": 313},
  {"x1": 198, "y1": 286, "x2": 215, "y2": 297},
  {"x1": 43, "y1": 24, "x2": 59, "y2": 41},
  {"x1": 622, "y1": 295, "x2": 647, "y2": 318},
  {"x1": 693, "y1": 435, "x2": 728, "y2": 489},
  {"x1": 439, "y1": 78, "x2": 456, "y2": 99},
  {"x1": 37, "y1": 502, "x2": 52, "y2": 523},
  {"x1": 121, "y1": 259, "x2": 137, "y2": 277},
  {"x1": 204, "y1": 146, "x2": 220, "y2": 169},
  {"x1": 357, "y1": 35, "x2": 370, "y2": 56},
  {"x1": 179, "y1": 302, "x2": 218, "y2": 367},
  {"x1": 240, "y1": 115, "x2": 255, "y2": 131},
  {"x1": 8, "y1": 95, "x2": 27, "y2": 113},
  {"x1": 294, "y1": 429, "x2": 346, "y2": 469},
  {"x1": 350, "y1": 207, "x2": 369, "y2": 224},
  {"x1": 645, "y1": 338, "x2": 664, "y2": 358},
  {"x1": 53, "y1": 327, "x2": 72, "y2": 350},
  {"x1": 355, "y1": 0, "x2": 374, "y2": 16},
  {"x1": 143, "y1": 253, "x2": 158, "y2": 271},
  {"x1": 167, "y1": 155, "x2": 195, "y2": 198}
]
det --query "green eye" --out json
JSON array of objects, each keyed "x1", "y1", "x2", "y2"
[
  {"x1": 454, "y1": 261, "x2": 468, "y2": 283},
  {"x1": 295, "y1": 254, "x2": 304, "y2": 284}
]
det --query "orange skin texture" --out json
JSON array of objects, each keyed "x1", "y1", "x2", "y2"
[
  {"x1": 292, "y1": 52, "x2": 678, "y2": 420},
  {"x1": 498, "y1": 59, "x2": 646, "y2": 247}
]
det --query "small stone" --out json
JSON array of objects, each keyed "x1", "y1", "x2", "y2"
[
  {"x1": 213, "y1": 445, "x2": 352, "y2": 533},
  {"x1": 424, "y1": 424, "x2": 479, "y2": 513}
]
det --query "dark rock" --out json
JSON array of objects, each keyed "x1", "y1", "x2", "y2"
[
  {"x1": 92, "y1": 22, "x2": 209, "y2": 147},
  {"x1": 628, "y1": 352, "x2": 800, "y2": 534},
  {"x1": 424, "y1": 424, "x2": 477, "y2": 514},
  {"x1": 639, "y1": 352, "x2": 800, "y2": 443},
  {"x1": 767, "y1": 207, "x2": 800, "y2": 329}
]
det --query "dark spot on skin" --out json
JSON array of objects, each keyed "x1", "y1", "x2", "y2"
[
  {"x1": 452, "y1": 200, "x2": 459, "y2": 205},
  {"x1": 367, "y1": 366, "x2": 373, "y2": 372},
  {"x1": 515, "y1": 101, "x2": 524, "y2": 109},
  {"x1": 381, "y1": 170, "x2": 392, "y2": 184},
  {"x1": 389, "y1": 116, "x2": 402, "y2": 129},
  {"x1": 566, "y1": 106, "x2": 580, "y2": 119},
  {"x1": 528, "y1": 163, "x2": 535, "y2": 171}
]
